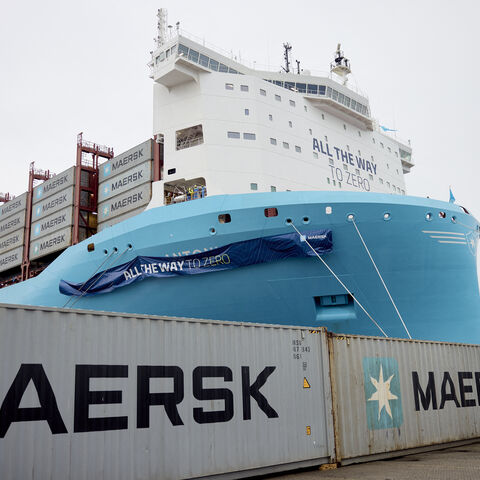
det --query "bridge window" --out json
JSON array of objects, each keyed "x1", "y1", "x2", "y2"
[
  {"x1": 219, "y1": 63, "x2": 229, "y2": 72},
  {"x1": 188, "y1": 49, "x2": 199, "y2": 62},
  {"x1": 307, "y1": 84, "x2": 318, "y2": 94},
  {"x1": 209, "y1": 58, "x2": 219, "y2": 71},
  {"x1": 199, "y1": 54, "x2": 209, "y2": 67}
]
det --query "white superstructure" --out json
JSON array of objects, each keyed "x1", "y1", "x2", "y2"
[{"x1": 148, "y1": 27, "x2": 414, "y2": 206}]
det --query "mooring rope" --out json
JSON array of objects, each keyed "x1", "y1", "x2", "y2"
[
  {"x1": 66, "y1": 247, "x2": 130, "y2": 309},
  {"x1": 351, "y1": 217, "x2": 412, "y2": 339},
  {"x1": 289, "y1": 221, "x2": 388, "y2": 338}
]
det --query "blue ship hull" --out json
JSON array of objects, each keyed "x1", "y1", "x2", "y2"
[{"x1": 1, "y1": 191, "x2": 479, "y2": 343}]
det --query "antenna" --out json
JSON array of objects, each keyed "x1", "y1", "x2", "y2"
[
  {"x1": 156, "y1": 8, "x2": 168, "y2": 47},
  {"x1": 330, "y1": 43, "x2": 351, "y2": 85},
  {"x1": 282, "y1": 43, "x2": 292, "y2": 73},
  {"x1": 296, "y1": 59, "x2": 301, "y2": 74}
]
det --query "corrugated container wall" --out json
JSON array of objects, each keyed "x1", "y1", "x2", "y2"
[
  {"x1": 97, "y1": 140, "x2": 154, "y2": 230},
  {"x1": 330, "y1": 333, "x2": 480, "y2": 464},
  {"x1": 0, "y1": 305, "x2": 335, "y2": 480}
]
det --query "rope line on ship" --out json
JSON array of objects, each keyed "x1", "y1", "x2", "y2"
[
  {"x1": 62, "y1": 250, "x2": 117, "y2": 308},
  {"x1": 289, "y1": 221, "x2": 388, "y2": 338},
  {"x1": 64, "y1": 247, "x2": 130, "y2": 309},
  {"x1": 351, "y1": 218, "x2": 412, "y2": 339}
]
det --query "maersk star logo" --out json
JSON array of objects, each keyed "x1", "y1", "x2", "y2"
[
  {"x1": 466, "y1": 231, "x2": 478, "y2": 257},
  {"x1": 33, "y1": 244, "x2": 39, "y2": 254},
  {"x1": 35, "y1": 206, "x2": 41, "y2": 217},
  {"x1": 102, "y1": 205, "x2": 110, "y2": 218},
  {"x1": 362, "y1": 357, "x2": 403, "y2": 430},
  {"x1": 34, "y1": 225, "x2": 41, "y2": 236},
  {"x1": 36, "y1": 189, "x2": 42, "y2": 199},
  {"x1": 103, "y1": 164, "x2": 111, "y2": 177},
  {"x1": 103, "y1": 185, "x2": 110, "y2": 197}
]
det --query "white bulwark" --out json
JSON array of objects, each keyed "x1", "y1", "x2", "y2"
[
  {"x1": 0, "y1": 192, "x2": 28, "y2": 220},
  {"x1": 31, "y1": 207, "x2": 74, "y2": 240},
  {"x1": 33, "y1": 167, "x2": 76, "y2": 205},
  {"x1": 98, "y1": 161, "x2": 152, "y2": 202},
  {"x1": 0, "y1": 246, "x2": 23, "y2": 273},
  {"x1": 97, "y1": 183, "x2": 151, "y2": 223},
  {"x1": 32, "y1": 187, "x2": 74, "y2": 221},
  {"x1": 30, "y1": 227, "x2": 72, "y2": 260},
  {"x1": 99, "y1": 140, "x2": 153, "y2": 183},
  {"x1": 0, "y1": 229, "x2": 25, "y2": 255}
]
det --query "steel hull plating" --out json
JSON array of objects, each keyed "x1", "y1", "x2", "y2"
[{"x1": 0, "y1": 191, "x2": 478, "y2": 342}]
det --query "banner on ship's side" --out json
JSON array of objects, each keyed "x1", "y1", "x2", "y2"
[{"x1": 59, "y1": 230, "x2": 333, "y2": 296}]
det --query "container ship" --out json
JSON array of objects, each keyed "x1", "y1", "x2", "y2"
[{"x1": 0, "y1": 10, "x2": 478, "y2": 343}]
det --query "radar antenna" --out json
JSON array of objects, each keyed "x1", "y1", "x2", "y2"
[
  {"x1": 156, "y1": 8, "x2": 168, "y2": 47},
  {"x1": 330, "y1": 43, "x2": 351, "y2": 85},
  {"x1": 282, "y1": 43, "x2": 292, "y2": 73}
]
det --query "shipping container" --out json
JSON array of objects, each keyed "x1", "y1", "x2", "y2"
[
  {"x1": 98, "y1": 160, "x2": 153, "y2": 202},
  {"x1": 32, "y1": 166, "x2": 76, "y2": 205},
  {"x1": 0, "y1": 192, "x2": 27, "y2": 220},
  {"x1": 99, "y1": 139, "x2": 153, "y2": 183},
  {"x1": 329, "y1": 333, "x2": 480, "y2": 464},
  {"x1": 0, "y1": 228, "x2": 25, "y2": 255},
  {"x1": 31, "y1": 207, "x2": 74, "y2": 241},
  {"x1": 0, "y1": 304, "x2": 335, "y2": 480},
  {"x1": 0, "y1": 246, "x2": 23, "y2": 272},
  {"x1": 97, "y1": 182, "x2": 151, "y2": 222},
  {"x1": 0, "y1": 210, "x2": 26, "y2": 236},
  {"x1": 29, "y1": 226, "x2": 72, "y2": 260},
  {"x1": 97, "y1": 206, "x2": 147, "y2": 232},
  {"x1": 32, "y1": 186, "x2": 74, "y2": 221}
]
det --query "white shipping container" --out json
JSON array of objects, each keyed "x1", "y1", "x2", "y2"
[
  {"x1": 32, "y1": 186, "x2": 74, "y2": 222},
  {"x1": 98, "y1": 183, "x2": 151, "y2": 222},
  {"x1": 0, "y1": 246, "x2": 23, "y2": 273},
  {"x1": 97, "y1": 206, "x2": 147, "y2": 232},
  {"x1": 98, "y1": 161, "x2": 152, "y2": 202},
  {"x1": 0, "y1": 192, "x2": 28, "y2": 220},
  {"x1": 0, "y1": 228, "x2": 24, "y2": 255},
  {"x1": 30, "y1": 226, "x2": 72, "y2": 260},
  {"x1": 99, "y1": 139, "x2": 153, "y2": 183},
  {"x1": 329, "y1": 333, "x2": 480, "y2": 464},
  {"x1": 31, "y1": 207, "x2": 74, "y2": 241},
  {"x1": 0, "y1": 210, "x2": 26, "y2": 236},
  {"x1": 0, "y1": 305, "x2": 335, "y2": 480},
  {"x1": 33, "y1": 166, "x2": 76, "y2": 205}
]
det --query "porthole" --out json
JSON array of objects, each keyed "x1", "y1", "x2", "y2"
[
  {"x1": 103, "y1": 249, "x2": 108, "y2": 255},
  {"x1": 302, "y1": 216, "x2": 310, "y2": 224},
  {"x1": 439, "y1": 211, "x2": 446, "y2": 219},
  {"x1": 383, "y1": 212, "x2": 391, "y2": 221},
  {"x1": 325, "y1": 206, "x2": 332, "y2": 215},
  {"x1": 451, "y1": 216, "x2": 457, "y2": 223},
  {"x1": 87, "y1": 243, "x2": 95, "y2": 252},
  {"x1": 425, "y1": 212, "x2": 433, "y2": 221},
  {"x1": 285, "y1": 218, "x2": 292, "y2": 225},
  {"x1": 127, "y1": 243, "x2": 133, "y2": 249},
  {"x1": 347, "y1": 214, "x2": 355, "y2": 222},
  {"x1": 113, "y1": 247, "x2": 118, "y2": 253},
  {"x1": 209, "y1": 227, "x2": 216, "y2": 235}
]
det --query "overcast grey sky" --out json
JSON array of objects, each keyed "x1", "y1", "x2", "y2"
[{"x1": 1, "y1": 1, "x2": 479, "y2": 258}]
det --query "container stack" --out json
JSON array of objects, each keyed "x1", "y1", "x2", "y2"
[
  {"x1": 97, "y1": 139, "x2": 154, "y2": 231},
  {"x1": 0, "y1": 193, "x2": 28, "y2": 274},
  {"x1": 29, "y1": 167, "x2": 76, "y2": 261}
]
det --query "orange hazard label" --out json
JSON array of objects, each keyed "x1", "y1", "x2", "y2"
[{"x1": 303, "y1": 377, "x2": 311, "y2": 389}]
